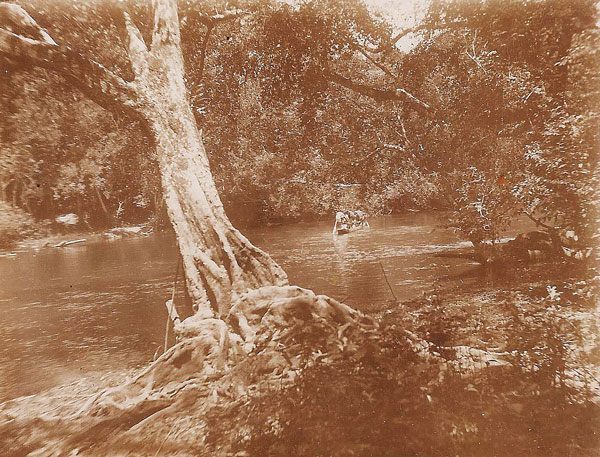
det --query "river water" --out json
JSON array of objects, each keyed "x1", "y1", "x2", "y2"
[{"x1": 0, "y1": 213, "x2": 534, "y2": 402}]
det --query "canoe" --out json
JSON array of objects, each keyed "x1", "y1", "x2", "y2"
[
  {"x1": 333, "y1": 210, "x2": 369, "y2": 235},
  {"x1": 336, "y1": 224, "x2": 367, "y2": 235}
]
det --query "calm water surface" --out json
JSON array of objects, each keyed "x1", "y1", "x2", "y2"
[{"x1": 0, "y1": 213, "x2": 533, "y2": 402}]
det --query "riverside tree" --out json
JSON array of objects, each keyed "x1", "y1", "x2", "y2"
[
  {"x1": 0, "y1": 1, "x2": 390, "y2": 447},
  {"x1": 0, "y1": 0, "x2": 431, "y2": 318},
  {"x1": 393, "y1": 0, "x2": 599, "y2": 261},
  {"x1": 1, "y1": 0, "x2": 291, "y2": 319}
]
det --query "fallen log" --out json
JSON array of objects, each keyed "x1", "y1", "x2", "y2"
[{"x1": 54, "y1": 239, "x2": 87, "y2": 248}]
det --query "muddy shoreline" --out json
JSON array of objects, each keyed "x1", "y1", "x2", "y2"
[{"x1": 0, "y1": 224, "x2": 155, "y2": 258}]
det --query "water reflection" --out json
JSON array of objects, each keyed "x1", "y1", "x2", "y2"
[{"x1": 243, "y1": 213, "x2": 501, "y2": 311}]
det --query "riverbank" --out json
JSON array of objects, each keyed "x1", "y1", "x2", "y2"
[
  {"x1": 0, "y1": 206, "x2": 438, "y2": 257},
  {"x1": 0, "y1": 224, "x2": 154, "y2": 257},
  {"x1": 1, "y1": 260, "x2": 597, "y2": 457},
  {"x1": 228, "y1": 263, "x2": 599, "y2": 457}
]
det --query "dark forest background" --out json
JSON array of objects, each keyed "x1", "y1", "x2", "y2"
[{"x1": 1, "y1": 0, "x2": 598, "y2": 260}]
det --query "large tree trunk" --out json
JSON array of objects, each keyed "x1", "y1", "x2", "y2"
[
  {"x1": 151, "y1": 107, "x2": 288, "y2": 317},
  {"x1": 122, "y1": 1, "x2": 287, "y2": 320},
  {"x1": 0, "y1": 2, "x2": 385, "y2": 453}
]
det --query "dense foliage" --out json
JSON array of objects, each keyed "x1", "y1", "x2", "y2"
[
  {"x1": 1, "y1": 0, "x2": 598, "y2": 263},
  {"x1": 396, "y1": 0, "x2": 599, "y2": 258}
]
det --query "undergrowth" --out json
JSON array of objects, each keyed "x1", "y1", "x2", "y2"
[{"x1": 205, "y1": 264, "x2": 599, "y2": 456}]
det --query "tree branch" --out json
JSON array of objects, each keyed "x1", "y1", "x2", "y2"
[
  {"x1": 325, "y1": 69, "x2": 395, "y2": 101},
  {"x1": 523, "y1": 211, "x2": 561, "y2": 231},
  {"x1": 0, "y1": 27, "x2": 139, "y2": 112},
  {"x1": 123, "y1": 11, "x2": 149, "y2": 78},
  {"x1": 396, "y1": 88, "x2": 430, "y2": 109},
  {"x1": 325, "y1": 69, "x2": 429, "y2": 109},
  {"x1": 0, "y1": 2, "x2": 147, "y2": 129},
  {"x1": 197, "y1": 24, "x2": 213, "y2": 80},
  {"x1": 355, "y1": 45, "x2": 399, "y2": 80},
  {"x1": 368, "y1": 24, "x2": 428, "y2": 54},
  {"x1": 0, "y1": 3, "x2": 56, "y2": 45},
  {"x1": 399, "y1": 116, "x2": 411, "y2": 144}
]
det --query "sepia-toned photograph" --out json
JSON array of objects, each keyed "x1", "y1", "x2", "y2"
[{"x1": 0, "y1": 0, "x2": 598, "y2": 455}]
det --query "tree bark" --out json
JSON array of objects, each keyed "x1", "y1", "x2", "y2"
[
  {"x1": 0, "y1": 0, "x2": 287, "y2": 320},
  {"x1": 0, "y1": 5, "x2": 384, "y2": 449},
  {"x1": 123, "y1": 1, "x2": 288, "y2": 318},
  {"x1": 324, "y1": 68, "x2": 430, "y2": 109},
  {"x1": 145, "y1": 100, "x2": 288, "y2": 318}
]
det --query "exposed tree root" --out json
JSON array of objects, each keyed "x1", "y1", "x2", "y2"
[
  {"x1": 0, "y1": 286, "x2": 379, "y2": 456},
  {"x1": 2, "y1": 280, "x2": 596, "y2": 456}
]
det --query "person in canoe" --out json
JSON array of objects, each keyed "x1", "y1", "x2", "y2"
[{"x1": 333, "y1": 210, "x2": 369, "y2": 235}]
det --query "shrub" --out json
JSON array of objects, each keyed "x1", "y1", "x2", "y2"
[{"x1": 0, "y1": 202, "x2": 38, "y2": 248}]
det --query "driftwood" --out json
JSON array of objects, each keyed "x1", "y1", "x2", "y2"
[{"x1": 54, "y1": 238, "x2": 86, "y2": 248}]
